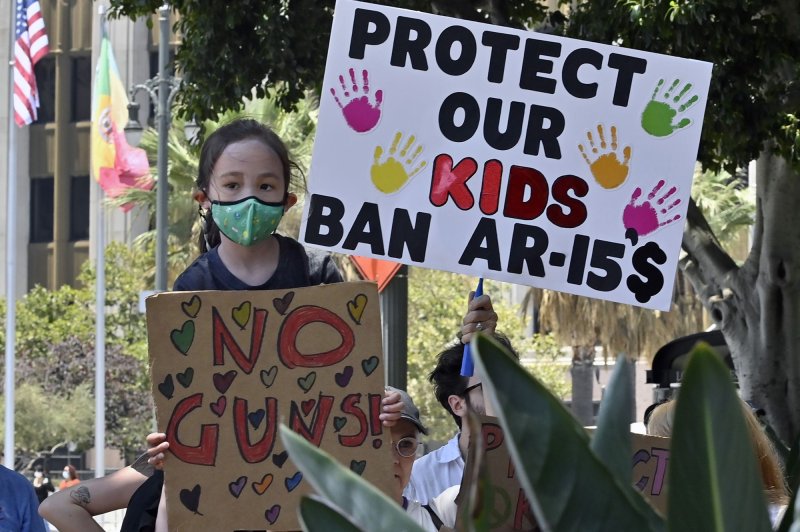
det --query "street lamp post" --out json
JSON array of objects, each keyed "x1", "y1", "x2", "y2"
[{"x1": 125, "y1": 3, "x2": 180, "y2": 292}]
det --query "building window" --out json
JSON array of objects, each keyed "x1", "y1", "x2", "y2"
[
  {"x1": 30, "y1": 177, "x2": 54, "y2": 243},
  {"x1": 71, "y1": 56, "x2": 92, "y2": 122},
  {"x1": 33, "y1": 57, "x2": 56, "y2": 124},
  {"x1": 70, "y1": 176, "x2": 90, "y2": 241}
]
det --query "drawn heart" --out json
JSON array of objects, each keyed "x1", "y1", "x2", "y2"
[
  {"x1": 297, "y1": 372, "x2": 316, "y2": 393},
  {"x1": 265, "y1": 504, "x2": 281, "y2": 525},
  {"x1": 260, "y1": 366, "x2": 278, "y2": 388},
  {"x1": 179, "y1": 484, "x2": 203, "y2": 515},
  {"x1": 181, "y1": 295, "x2": 201, "y2": 318},
  {"x1": 210, "y1": 396, "x2": 227, "y2": 417},
  {"x1": 333, "y1": 416, "x2": 347, "y2": 432},
  {"x1": 334, "y1": 366, "x2": 353, "y2": 387},
  {"x1": 170, "y1": 320, "x2": 195, "y2": 355},
  {"x1": 157, "y1": 375, "x2": 174, "y2": 399},
  {"x1": 252, "y1": 473, "x2": 274, "y2": 495},
  {"x1": 176, "y1": 367, "x2": 194, "y2": 388},
  {"x1": 232, "y1": 301, "x2": 251, "y2": 329},
  {"x1": 213, "y1": 370, "x2": 237, "y2": 394},
  {"x1": 272, "y1": 291, "x2": 295, "y2": 315},
  {"x1": 272, "y1": 451, "x2": 288, "y2": 468},
  {"x1": 347, "y1": 294, "x2": 368, "y2": 324},
  {"x1": 350, "y1": 460, "x2": 366, "y2": 476},
  {"x1": 301, "y1": 399, "x2": 316, "y2": 416},
  {"x1": 361, "y1": 356, "x2": 379, "y2": 376},
  {"x1": 285, "y1": 472, "x2": 303, "y2": 492},
  {"x1": 248, "y1": 409, "x2": 266, "y2": 429},
  {"x1": 228, "y1": 476, "x2": 247, "y2": 498}
]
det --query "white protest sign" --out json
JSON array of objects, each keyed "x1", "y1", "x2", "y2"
[{"x1": 301, "y1": 0, "x2": 712, "y2": 310}]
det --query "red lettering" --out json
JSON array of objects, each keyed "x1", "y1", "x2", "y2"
[
  {"x1": 503, "y1": 165, "x2": 549, "y2": 220},
  {"x1": 278, "y1": 306, "x2": 355, "y2": 368},
  {"x1": 339, "y1": 394, "x2": 369, "y2": 447},
  {"x1": 166, "y1": 393, "x2": 218, "y2": 466},
  {"x1": 212, "y1": 306, "x2": 267, "y2": 374},
  {"x1": 429, "y1": 154, "x2": 477, "y2": 209},
  {"x1": 290, "y1": 394, "x2": 335, "y2": 446},
  {"x1": 547, "y1": 174, "x2": 589, "y2": 228},
  {"x1": 369, "y1": 393, "x2": 384, "y2": 436},
  {"x1": 481, "y1": 422, "x2": 504, "y2": 452},
  {"x1": 514, "y1": 488, "x2": 536, "y2": 529},
  {"x1": 479, "y1": 160, "x2": 503, "y2": 215},
  {"x1": 233, "y1": 397, "x2": 278, "y2": 463}
]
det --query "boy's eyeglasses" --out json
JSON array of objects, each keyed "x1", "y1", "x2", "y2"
[
  {"x1": 392, "y1": 437, "x2": 421, "y2": 458},
  {"x1": 461, "y1": 382, "x2": 483, "y2": 396}
]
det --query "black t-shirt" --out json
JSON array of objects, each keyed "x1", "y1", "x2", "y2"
[{"x1": 173, "y1": 234, "x2": 342, "y2": 291}]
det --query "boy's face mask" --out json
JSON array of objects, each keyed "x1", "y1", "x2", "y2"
[{"x1": 210, "y1": 196, "x2": 285, "y2": 246}]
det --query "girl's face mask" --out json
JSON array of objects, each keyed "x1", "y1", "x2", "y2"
[
  {"x1": 210, "y1": 196, "x2": 285, "y2": 246},
  {"x1": 62, "y1": 470, "x2": 70, "y2": 479}
]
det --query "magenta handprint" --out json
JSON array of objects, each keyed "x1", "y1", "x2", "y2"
[
  {"x1": 329, "y1": 68, "x2": 383, "y2": 133},
  {"x1": 622, "y1": 180, "x2": 682, "y2": 238}
]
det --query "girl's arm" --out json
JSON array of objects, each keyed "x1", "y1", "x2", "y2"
[{"x1": 38, "y1": 466, "x2": 148, "y2": 532}]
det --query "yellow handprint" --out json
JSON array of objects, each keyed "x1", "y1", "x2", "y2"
[
  {"x1": 370, "y1": 132, "x2": 427, "y2": 194},
  {"x1": 578, "y1": 125, "x2": 632, "y2": 190}
]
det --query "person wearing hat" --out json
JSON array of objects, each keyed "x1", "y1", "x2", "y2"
[{"x1": 385, "y1": 386, "x2": 447, "y2": 531}]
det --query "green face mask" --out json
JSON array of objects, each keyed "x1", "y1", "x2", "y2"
[{"x1": 210, "y1": 196, "x2": 285, "y2": 246}]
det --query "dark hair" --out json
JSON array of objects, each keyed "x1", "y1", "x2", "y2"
[
  {"x1": 429, "y1": 331, "x2": 519, "y2": 429},
  {"x1": 64, "y1": 464, "x2": 77, "y2": 479},
  {"x1": 196, "y1": 118, "x2": 305, "y2": 253}
]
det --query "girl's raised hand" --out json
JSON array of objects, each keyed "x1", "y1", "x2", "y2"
[{"x1": 380, "y1": 388, "x2": 403, "y2": 427}]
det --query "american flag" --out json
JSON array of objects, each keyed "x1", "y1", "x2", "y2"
[{"x1": 14, "y1": 0, "x2": 49, "y2": 126}]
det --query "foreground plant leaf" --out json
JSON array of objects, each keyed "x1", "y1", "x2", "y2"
[
  {"x1": 280, "y1": 425, "x2": 425, "y2": 532},
  {"x1": 591, "y1": 356, "x2": 634, "y2": 481},
  {"x1": 667, "y1": 343, "x2": 771, "y2": 532},
  {"x1": 473, "y1": 334, "x2": 664, "y2": 532},
  {"x1": 299, "y1": 495, "x2": 362, "y2": 532}
]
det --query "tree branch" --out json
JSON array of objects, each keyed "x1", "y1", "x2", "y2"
[{"x1": 681, "y1": 198, "x2": 739, "y2": 291}]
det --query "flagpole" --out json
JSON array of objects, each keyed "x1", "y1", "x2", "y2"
[
  {"x1": 4, "y1": 0, "x2": 19, "y2": 470},
  {"x1": 94, "y1": 4, "x2": 107, "y2": 479}
]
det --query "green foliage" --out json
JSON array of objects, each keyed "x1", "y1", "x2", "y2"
[
  {"x1": 691, "y1": 170, "x2": 755, "y2": 249},
  {"x1": 284, "y1": 337, "x2": 776, "y2": 531},
  {"x1": 0, "y1": 383, "x2": 94, "y2": 459},
  {"x1": 406, "y1": 267, "x2": 568, "y2": 442},
  {"x1": 1, "y1": 242, "x2": 154, "y2": 461},
  {"x1": 105, "y1": 1, "x2": 553, "y2": 121},
  {"x1": 566, "y1": 0, "x2": 800, "y2": 174}
]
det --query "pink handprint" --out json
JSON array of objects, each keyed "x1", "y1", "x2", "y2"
[
  {"x1": 622, "y1": 180, "x2": 682, "y2": 238},
  {"x1": 330, "y1": 68, "x2": 383, "y2": 133}
]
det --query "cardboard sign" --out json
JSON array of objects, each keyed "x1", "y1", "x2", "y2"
[
  {"x1": 460, "y1": 418, "x2": 671, "y2": 529},
  {"x1": 301, "y1": 0, "x2": 713, "y2": 310},
  {"x1": 146, "y1": 282, "x2": 392, "y2": 531}
]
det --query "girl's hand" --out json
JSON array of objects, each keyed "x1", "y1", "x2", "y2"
[
  {"x1": 380, "y1": 388, "x2": 403, "y2": 427},
  {"x1": 460, "y1": 292, "x2": 498, "y2": 344},
  {"x1": 146, "y1": 432, "x2": 169, "y2": 470}
]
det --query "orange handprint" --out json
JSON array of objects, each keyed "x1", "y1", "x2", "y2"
[
  {"x1": 578, "y1": 125, "x2": 632, "y2": 190},
  {"x1": 370, "y1": 132, "x2": 427, "y2": 194}
]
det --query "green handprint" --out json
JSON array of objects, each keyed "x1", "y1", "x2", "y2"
[{"x1": 641, "y1": 79, "x2": 699, "y2": 137}]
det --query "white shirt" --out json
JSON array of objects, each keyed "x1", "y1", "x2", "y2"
[
  {"x1": 404, "y1": 434, "x2": 464, "y2": 504},
  {"x1": 406, "y1": 498, "x2": 439, "y2": 531}
]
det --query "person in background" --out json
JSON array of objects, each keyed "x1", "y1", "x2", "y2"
[
  {"x1": 646, "y1": 398, "x2": 789, "y2": 527},
  {"x1": 60, "y1": 465, "x2": 80, "y2": 490},
  {"x1": 31, "y1": 466, "x2": 55, "y2": 505},
  {"x1": 0, "y1": 460, "x2": 47, "y2": 532},
  {"x1": 404, "y1": 292, "x2": 521, "y2": 506}
]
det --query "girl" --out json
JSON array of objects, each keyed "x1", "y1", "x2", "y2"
[{"x1": 40, "y1": 118, "x2": 357, "y2": 531}]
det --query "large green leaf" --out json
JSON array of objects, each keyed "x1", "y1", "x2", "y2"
[
  {"x1": 279, "y1": 425, "x2": 425, "y2": 532},
  {"x1": 472, "y1": 334, "x2": 664, "y2": 532},
  {"x1": 590, "y1": 357, "x2": 633, "y2": 481},
  {"x1": 298, "y1": 496, "x2": 363, "y2": 532},
  {"x1": 667, "y1": 343, "x2": 771, "y2": 532}
]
